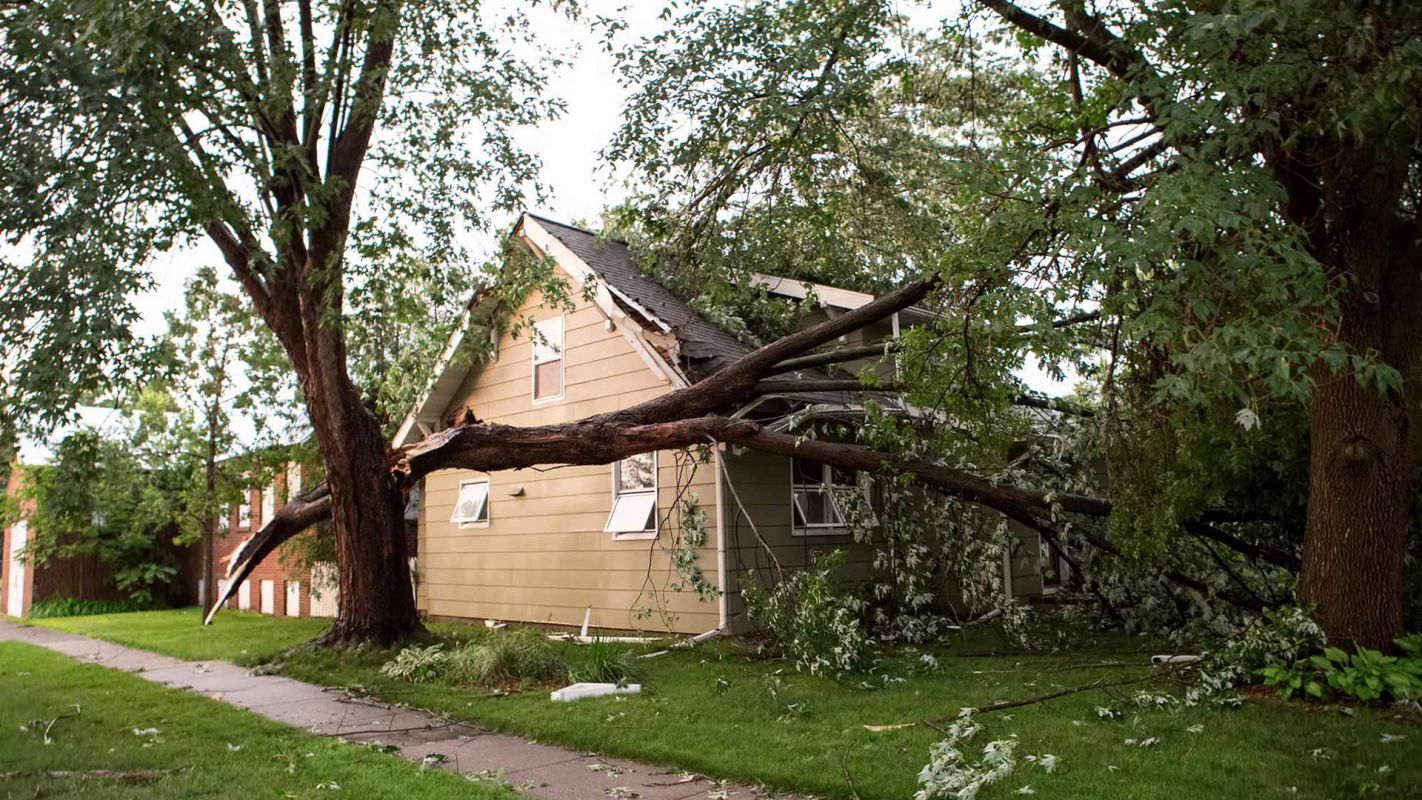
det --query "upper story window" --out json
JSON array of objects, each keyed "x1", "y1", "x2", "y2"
[
  {"x1": 531, "y1": 316, "x2": 564, "y2": 401},
  {"x1": 791, "y1": 458, "x2": 866, "y2": 533},
  {"x1": 287, "y1": 464, "x2": 303, "y2": 499},
  {"x1": 237, "y1": 492, "x2": 253, "y2": 530},
  {"x1": 261, "y1": 485, "x2": 276, "y2": 526},
  {"x1": 604, "y1": 452, "x2": 657, "y2": 537},
  {"x1": 451, "y1": 478, "x2": 490, "y2": 527}
]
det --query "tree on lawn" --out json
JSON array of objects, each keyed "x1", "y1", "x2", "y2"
[
  {"x1": 0, "y1": 1, "x2": 561, "y2": 643},
  {"x1": 595, "y1": 0, "x2": 1422, "y2": 649},
  {"x1": 112, "y1": 0, "x2": 1409, "y2": 649},
  {"x1": 159, "y1": 266, "x2": 282, "y2": 618}
]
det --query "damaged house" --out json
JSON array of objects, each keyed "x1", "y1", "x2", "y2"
[{"x1": 394, "y1": 213, "x2": 1057, "y2": 635}]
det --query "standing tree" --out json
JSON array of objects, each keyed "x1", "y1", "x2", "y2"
[
  {"x1": 160, "y1": 266, "x2": 273, "y2": 618},
  {"x1": 0, "y1": 1, "x2": 561, "y2": 643},
  {"x1": 596, "y1": 0, "x2": 1422, "y2": 649}
]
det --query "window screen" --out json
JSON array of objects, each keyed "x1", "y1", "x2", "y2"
[
  {"x1": 605, "y1": 453, "x2": 657, "y2": 534},
  {"x1": 450, "y1": 479, "x2": 490, "y2": 525},
  {"x1": 791, "y1": 458, "x2": 864, "y2": 530}
]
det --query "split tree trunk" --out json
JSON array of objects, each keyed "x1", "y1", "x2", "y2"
[
  {"x1": 303, "y1": 367, "x2": 422, "y2": 647},
  {"x1": 1295, "y1": 149, "x2": 1422, "y2": 652}
]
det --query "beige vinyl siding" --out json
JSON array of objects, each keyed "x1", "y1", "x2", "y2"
[
  {"x1": 418, "y1": 271, "x2": 720, "y2": 634},
  {"x1": 718, "y1": 445, "x2": 876, "y2": 633}
]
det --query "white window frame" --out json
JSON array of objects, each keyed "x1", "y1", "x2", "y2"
[
  {"x1": 261, "y1": 485, "x2": 276, "y2": 527},
  {"x1": 530, "y1": 315, "x2": 565, "y2": 403},
  {"x1": 259, "y1": 579, "x2": 275, "y2": 615},
  {"x1": 284, "y1": 580, "x2": 302, "y2": 616},
  {"x1": 287, "y1": 464, "x2": 303, "y2": 500},
  {"x1": 237, "y1": 493, "x2": 252, "y2": 530},
  {"x1": 790, "y1": 458, "x2": 866, "y2": 536},
  {"x1": 604, "y1": 452, "x2": 658, "y2": 540},
  {"x1": 450, "y1": 478, "x2": 491, "y2": 528}
]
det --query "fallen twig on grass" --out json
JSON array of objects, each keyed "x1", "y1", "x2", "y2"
[
  {"x1": 863, "y1": 674, "x2": 1164, "y2": 732},
  {"x1": 0, "y1": 769, "x2": 174, "y2": 783},
  {"x1": 21, "y1": 704, "x2": 81, "y2": 745},
  {"x1": 642, "y1": 773, "x2": 706, "y2": 788},
  {"x1": 841, "y1": 744, "x2": 862, "y2": 800}
]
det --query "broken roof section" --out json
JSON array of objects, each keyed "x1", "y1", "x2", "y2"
[
  {"x1": 524, "y1": 214, "x2": 751, "y2": 380},
  {"x1": 392, "y1": 212, "x2": 914, "y2": 448}
]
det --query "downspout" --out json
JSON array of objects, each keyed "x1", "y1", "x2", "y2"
[{"x1": 713, "y1": 445, "x2": 729, "y2": 631}]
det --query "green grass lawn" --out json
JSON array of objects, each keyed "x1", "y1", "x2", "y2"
[
  {"x1": 31, "y1": 607, "x2": 331, "y2": 665},
  {"x1": 0, "y1": 641, "x2": 517, "y2": 799},
  {"x1": 33, "y1": 609, "x2": 1422, "y2": 799}
]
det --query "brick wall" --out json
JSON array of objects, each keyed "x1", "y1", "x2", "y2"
[{"x1": 211, "y1": 468, "x2": 321, "y2": 617}]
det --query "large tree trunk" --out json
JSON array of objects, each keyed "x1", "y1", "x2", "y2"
[
  {"x1": 307, "y1": 386, "x2": 422, "y2": 646},
  {"x1": 1296, "y1": 148, "x2": 1422, "y2": 651},
  {"x1": 298, "y1": 311, "x2": 423, "y2": 646}
]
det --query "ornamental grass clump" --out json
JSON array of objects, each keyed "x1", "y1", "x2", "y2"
[
  {"x1": 565, "y1": 640, "x2": 642, "y2": 686},
  {"x1": 444, "y1": 628, "x2": 564, "y2": 687}
]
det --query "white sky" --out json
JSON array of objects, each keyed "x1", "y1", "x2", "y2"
[{"x1": 129, "y1": 2, "x2": 1070, "y2": 397}]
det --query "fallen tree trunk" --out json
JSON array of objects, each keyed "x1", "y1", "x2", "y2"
[{"x1": 208, "y1": 271, "x2": 1266, "y2": 623}]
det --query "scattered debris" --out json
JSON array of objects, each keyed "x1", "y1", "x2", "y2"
[
  {"x1": 226, "y1": 742, "x2": 243, "y2": 752},
  {"x1": 0, "y1": 769, "x2": 173, "y2": 784},
  {"x1": 588, "y1": 761, "x2": 625, "y2": 778},
  {"x1": 1150, "y1": 655, "x2": 1201, "y2": 665},
  {"x1": 551, "y1": 682, "x2": 643, "y2": 702},
  {"x1": 21, "y1": 704, "x2": 80, "y2": 745},
  {"x1": 1381, "y1": 733, "x2": 1407, "y2": 744}
]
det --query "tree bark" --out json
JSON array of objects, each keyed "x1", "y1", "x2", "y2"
[
  {"x1": 311, "y1": 399, "x2": 421, "y2": 646},
  {"x1": 299, "y1": 318, "x2": 423, "y2": 646},
  {"x1": 1294, "y1": 146, "x2": 1422, "y2": 651}
]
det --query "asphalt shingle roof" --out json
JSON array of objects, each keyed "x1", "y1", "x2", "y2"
[{"x1": 528, "y1": 214, "x2": 751, "y2": 379}]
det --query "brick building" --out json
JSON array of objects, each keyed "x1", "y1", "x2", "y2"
[{"x1": 211, "y1": 464, "x2": 337, "y2": 618}]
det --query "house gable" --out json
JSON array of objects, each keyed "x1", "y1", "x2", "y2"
[
  {"x1": 392, "y1": 214, "x2": 686, "y2": 448},
  {"x1": 413, "y1": 233, "x2": 723, "y2": 635}
]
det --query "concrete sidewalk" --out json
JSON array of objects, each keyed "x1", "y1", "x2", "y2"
[{"x1": 0, "y1": 620, "x2": 779, "y2": 800}]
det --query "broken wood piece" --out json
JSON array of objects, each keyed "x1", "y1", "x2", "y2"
[
  {"x1": 0, "y1": 769, "x2": 174, "y2": 783},
  {"x1": 551, "y1": 682, "x2": 643, "y2": 702}
]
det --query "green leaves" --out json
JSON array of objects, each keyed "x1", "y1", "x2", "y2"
[{"x1": 1260, "y1": 640, "x2": 1422, "y2": 704}]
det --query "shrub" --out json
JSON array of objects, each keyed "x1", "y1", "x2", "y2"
[
  {"x1": 445, "y1": 628, "x2": 564, "y2": 687},
  {"x1": 379, "y1": 643, "x2": 450, "y2": 683},
  {"x1": 742, "y1": 550, "x2": 874, "y2": 677},
  {"x1": 1259, "y1": 643, "x2": 1422, "y2": 702},
  {"x1": 565, "y1": 640, "x2": 641, "y2": 685},
  {"x1": 27, "y1": 596, "x2": 163, "y2": 618}
]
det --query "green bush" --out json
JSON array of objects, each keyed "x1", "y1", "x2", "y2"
[
  {"x1": 565, "y1": 640, "x2": 641, "y2": 685},
  {"x1": 1259, "y1": 641, "x2": 1422, "y2": 703},
  {"x1": 379, "y1": 643, "x2": 450, "y2": 683},
  {"x1": 742, "y1": 550, "x2": 874, "y2": 677},
  {"x1": 445, "y1": 628, "x2": 564, "y2": 687},
  {"x1": 27, "y1": 596, "x2": 163, "y2": 618}
]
